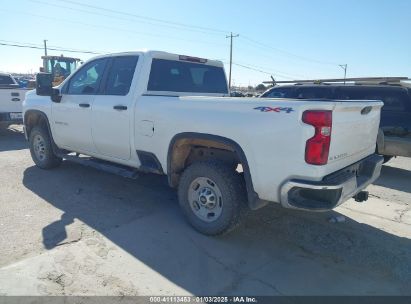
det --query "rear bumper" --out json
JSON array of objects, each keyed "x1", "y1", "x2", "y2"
[
  {"x1": 0, "y1": 112, "x2": 23, "y2": 124},
  {"x1": 280, "y1": 154, "x2": 383, "y2": 211}
]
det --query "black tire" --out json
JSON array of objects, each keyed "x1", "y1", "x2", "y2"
[
  {"x1": 29, "y1": 126, "x2": 62, "y2": 169},
  {"x1": 383, "y1": 156, "x2": 393, "y2": 163},
  {"x1": 178, "y1": 160, "x2": 247, "y2": 235}
]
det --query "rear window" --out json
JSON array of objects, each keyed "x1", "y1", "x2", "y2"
[
  {"x1": 262, "y1": 87, "x2": 296, "y2": 98},
  {"x1": 295, "y1": 87, "x2": 333, "y2": 99},
  {"x1": 148, "y1": 59, "x2": 228, "y2": 94},
  {"x1": 335, "y1": 87, "x2": 410, "y2": 112},
  {"x1": 0, "y1": 75, "x2": 15, "y2": 85}
]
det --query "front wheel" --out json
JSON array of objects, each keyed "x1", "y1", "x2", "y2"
[
  {"x1": 178, "y1": 160, "x2": 247, "y2": 235},
  {"x1": 29, "y1": 126, "x2": 62, "y2": 169}
]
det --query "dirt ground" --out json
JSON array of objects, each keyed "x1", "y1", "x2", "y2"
[{"x1": 0, "y1": 125, "x2": 410, "y2": 296}]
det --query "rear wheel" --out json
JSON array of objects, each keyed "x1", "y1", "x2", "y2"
[
  {"x1": 29, "y1": 126, "x2": 62, "y2": 169},
  {"x1": 178, "y1": 160, "x2": 247, "y2": 235}
]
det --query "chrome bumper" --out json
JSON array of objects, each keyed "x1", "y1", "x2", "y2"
[{"x1": 280, "y1": 154, "x2": 383, "y2": 211}]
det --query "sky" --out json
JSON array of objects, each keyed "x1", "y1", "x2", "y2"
[{"x1": 0, "y1": 0, "x2": 410, "y2": 86}]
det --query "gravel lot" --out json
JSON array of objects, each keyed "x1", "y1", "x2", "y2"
[{"x1": 0, "y1": 125, "x2": 410, "y2": 296}]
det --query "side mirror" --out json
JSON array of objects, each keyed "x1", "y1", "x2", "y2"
[{"x1": 36, "y1": 73, "x2": 53, "y2": 96}]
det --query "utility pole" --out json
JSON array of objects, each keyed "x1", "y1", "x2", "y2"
[
  {"x1": 43, "y1": 39, "x2": 48, "y2": 56},
  {"x1": 226, "y1": 32, "x2": 239, "y2": 91},
  {"x1": 339, "y1": 64, "x2": 347, "y2": 84}
]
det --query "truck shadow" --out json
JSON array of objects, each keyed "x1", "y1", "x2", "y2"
[
  {"x1": 0, "y1": 126, "x2": 27, "y2": 152},
  {"x1": 374, "y1": 165, "x2": 411, "y2": 194},
  {"x1": 22, "y1": 163, "x2": 411, "y2": 295}
]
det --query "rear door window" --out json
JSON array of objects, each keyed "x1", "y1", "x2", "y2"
[
  {"x1": 148, "y1": 59, "x2": 228, "y2": 94},
  {"x1": 104, "y1": 56, "x2": 139, "y2": 96}
]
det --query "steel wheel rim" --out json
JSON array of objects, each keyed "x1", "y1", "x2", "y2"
[
  {"x1": 188, "y1": 177, "x2": 223, "y2": 222},
  {"x1": 33, "y1": 134, "x2": 46, "y2": 161}
]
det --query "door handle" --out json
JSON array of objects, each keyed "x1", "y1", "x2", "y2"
[
  {"x1": 79, "y1": 103, "x2": 90, "y2": 108},
  {"x1": 113, "y1": 105, "x2": 127, "y2": 111}
]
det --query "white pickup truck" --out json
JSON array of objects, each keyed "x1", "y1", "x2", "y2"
[
  {"x1": 0, "y1": 73, "x2": 26, "y2": 127},
  {"x1": 23, "y1": 50, "x2": 383, "y2": 235}
]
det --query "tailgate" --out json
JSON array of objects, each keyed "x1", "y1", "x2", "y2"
[
  {"x1": 0, "y1": 89, "x2": 25, "y2": 113},
  {"x1": 328, "y1": 101, "x2": 383, "y2": 168}
]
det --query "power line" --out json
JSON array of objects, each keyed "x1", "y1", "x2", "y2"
[
  {"x1": 47, "y1": 0, "x2": 339, "y2": 69},
  {"x1": 54, "y1": 0, "x2": 229, "y2": 34},
  {"x1": 29, "y1": 0, "x2": 226, "y2": 37},
  {"x1": 2, "y1": 40, "x2": 301, "y2": 83},
  {"x1": 219, "y1": 60, "x2": 297, "y2": 80},
  {"x1": 0, "y1": 39, "x2": 40, "y2": 47},
  {"x1": 0, "y1": 9, "x2": 227, "y2": 49},
  {"x1": 1, "y1": 39, "x2": 303, "y2": 81},
  {"x1": 233, "y1": 45, "x2": 344, "y2": 80},
  {"x1": 22, "y1": 0, "x2": 345, "y2": 74},
  {"x1": 3, "y1": 3, "x2": 343, "y2": 83},
  {"x1": 241, "y1": 35, "x2": 340, "y2": 66},
  {"x1": 0, "y1": 41, "x2": 100, "y2": 54},
  {"x1": 22, "y1": 0, "x2": 347, "y2": 75},
  {"x1": 231, "y1": 62, "x2": 295, "y2": 80},
  {"x1": 233, "y1": 60, "x2": 307, "y2": 79},
  {"x1": 30, "y1": 0, "x2": 341, "y2": 70},
  {"x1": 0, "y1": 39, "x2": 102, "y2": 54}
]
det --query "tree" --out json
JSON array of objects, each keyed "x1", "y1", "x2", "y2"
[{"x1": 255, "y1": 84, "x2": 266, "y2": 92}]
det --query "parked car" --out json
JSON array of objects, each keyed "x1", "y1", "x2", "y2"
[
  {"x1": 261, "y1": 83, "x2": 411, "y2": 161},
  {"x1": 0, "y1": 73, "x2": 28, "y2": 127},
  {"x1": 230, "y1": 91, "x2": 245, "y2": 97},
  {"x1": 24, "y1": 51, "x2": 383, "y2": 235},
  {"x1": 13, "y1": 76, "x2": 31, "y2": 88}
]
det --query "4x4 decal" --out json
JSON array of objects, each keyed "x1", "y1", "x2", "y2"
[{"x1": 254, "y1": 107, "x2": 294, "y2": 113}]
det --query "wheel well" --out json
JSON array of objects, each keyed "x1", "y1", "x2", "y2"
[
  {"x1": 24, "y1": 111, "x2": 49, "y2": 137},
  {"x1": 167, "y1": 133, "x2": 263, "y2": 210},
  {"x1": 168, "y1": 137, "x2": 239, "y2": 188}
]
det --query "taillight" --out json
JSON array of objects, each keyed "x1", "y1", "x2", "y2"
[{"x1": 302, "y1": 110, "x2": 332, "y2": 165}]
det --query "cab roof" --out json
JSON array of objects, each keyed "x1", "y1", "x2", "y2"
[{"x1": 91, "y1": 50, "x2": 225, "y2": 67}]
